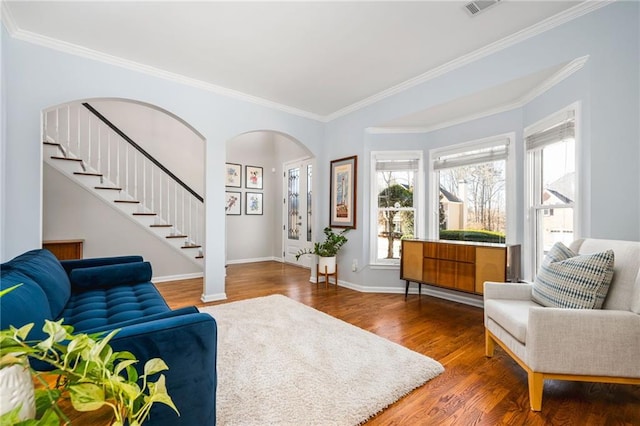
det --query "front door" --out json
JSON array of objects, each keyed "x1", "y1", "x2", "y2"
[{"x1": 283, "y1": 158, "x2": 314, "y2": 268}]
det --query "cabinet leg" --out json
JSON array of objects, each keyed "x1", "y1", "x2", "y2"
[{"x1": 405, "y1": 281, "x2": 410, "y2": 300}]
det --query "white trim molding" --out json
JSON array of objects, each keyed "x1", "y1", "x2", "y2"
[
  {"x1": 367, "y1": 55, "x2": 589, "y2": 135},
  {"x1": 2, "y1": 0, "x2": 606, "y2": 123},
  {"x1": 153, "y1": 272, "x2": 204, "y2": 283},
  {"x1": 337, "y1": 280, "x2": 484, "y2": 308}
]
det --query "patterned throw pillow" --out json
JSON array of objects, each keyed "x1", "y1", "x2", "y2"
[{"x1": 532, "y1": 242, "x2": 615, "y2": 309}]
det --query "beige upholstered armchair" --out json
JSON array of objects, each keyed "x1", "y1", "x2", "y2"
[{"x1": 484, "y1": 238, "x2": 640, "y2": 411}]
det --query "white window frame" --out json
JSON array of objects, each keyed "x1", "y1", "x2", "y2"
[
  {"x1": 427, "y1": 133, "x2": 516, "y2": 243},
  {"x1": 369, "y1": 151, "x2": 424, "y2": 267},
  {"x1": 524, "y1": 102, "x2": 581, "y2": 280}
]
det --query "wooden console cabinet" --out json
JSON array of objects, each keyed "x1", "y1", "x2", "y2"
[
  {"x1": 401, "y1": 239, "x2": 520, "y2": 297},
  {"x1": 43, "y1": 239, "x2": 84, "y2": 260}
]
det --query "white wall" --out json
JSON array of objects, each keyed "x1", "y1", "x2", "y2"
[
  {"x1": 89, "y1": 100, "x2": 205, "y2": 196},
  {"x1": 43, "y1": 163, "x2": 201, "y2": 279}
]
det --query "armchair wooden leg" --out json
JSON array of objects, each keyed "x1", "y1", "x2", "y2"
[
  {"x1": 527, "y1": 371, "x2": 544, "y2": 411},
  {"x1": 485, "y1": 329, "x2": 495, "y2": 357}
]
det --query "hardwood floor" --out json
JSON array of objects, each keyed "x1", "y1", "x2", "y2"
[{"x1": 155, "y1": 261, "x2": 640, "y2": 425}]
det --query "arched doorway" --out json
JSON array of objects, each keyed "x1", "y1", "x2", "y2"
[{"x1": 225, "y1": 131, "x2": 315, "y2": 270}]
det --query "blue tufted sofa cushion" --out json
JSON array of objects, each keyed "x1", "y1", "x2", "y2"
[
  {"x1": 69, "y1": 261, "x2": 152, "y2": 290},
  {"x1": 0, "y1": 268, "x2": 52, "y2": 341},
  {"x1": 59, "y1": 282, "x2": 170, "y2": 332},
  {"x1": 6, "y1": 249, "x2": 71, "y2": 318}
]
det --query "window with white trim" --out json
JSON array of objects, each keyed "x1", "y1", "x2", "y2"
[
  {"x1": 525, "y1": 109, "x2": 576, "y2": 277},
  {"x1": 431, "y1": 136, "x2": 512, "y2": 244},
  {"x1": 370, "y1": 151, "x2": 423, "y2": 265}
]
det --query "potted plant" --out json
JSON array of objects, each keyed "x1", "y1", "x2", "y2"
[
  {"x1": 295, "y1": 227, "x2": 350, "y2": 274},
  {"x1": 0, "y1": 284, "x2": 178, "y2": 426}
]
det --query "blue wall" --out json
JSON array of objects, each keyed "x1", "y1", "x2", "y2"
[
  {"x1": 325, "y1": 1, "x2": 639, "y2": 289},
  {"x1": 2, "y1": 2, "x2": 638, "y2": 295}
]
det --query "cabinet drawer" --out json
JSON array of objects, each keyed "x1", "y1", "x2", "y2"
[{"x1": 436, "y1": 243, "x2": 475, "y2": 263}]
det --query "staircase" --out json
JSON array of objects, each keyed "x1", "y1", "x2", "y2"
[{"x1": 43, "y1": 103, "x2": 204, "y2": 266}]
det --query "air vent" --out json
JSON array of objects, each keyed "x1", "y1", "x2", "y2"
[{"x1": 465, "y1": 0, "x2": 501, "y2": 16}]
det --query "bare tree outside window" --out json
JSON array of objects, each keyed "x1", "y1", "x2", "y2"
[
  {"x1": 439, "y1": 160, "x2": 506, "y2": 243},
  {"x1": 376, "y1": 171, "x2": 415, "y2": 259}
]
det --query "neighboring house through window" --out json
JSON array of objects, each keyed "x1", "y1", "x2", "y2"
[
  {"x1": 429, "y1": 134, "x2": 514, "y2": 245},
  {"x1": 524, "y1": 105, "x2": 578, "y2": 278},
  {"x1": 370, "y1": 151, "x2": 423, "y2": 266}
]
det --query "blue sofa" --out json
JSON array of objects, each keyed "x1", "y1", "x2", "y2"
[{"x1": 0, "y1": 249, "x2": 217, "y2": 425}]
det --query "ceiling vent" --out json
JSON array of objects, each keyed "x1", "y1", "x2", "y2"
[{"x1": 464, "y1": 0, "x2": 502, "y2": 16}]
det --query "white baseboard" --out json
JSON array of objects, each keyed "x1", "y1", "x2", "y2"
[
  {"x1": 201, "y1": 292, "x2": 227, "y2": 303},
  {"x1": 335, "y1": 279, "x2": 484, "y2": 308},
  {"x1": 153, "y1": 272, "x2": 204, "y2": 283},
  {"x1": 226, "y1": 256, "x2": 280, "y2": 265}
]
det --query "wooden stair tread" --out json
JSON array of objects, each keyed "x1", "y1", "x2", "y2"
[
  {"x1": 95, "y1": 186, "x2": 122, "y2": 191},
  {"x1": 181, "y1": 245, "x2": 202, "y2": 249},
  {"x1": 114, "y1": 200, "x2": 139, "y2": 204},
  {"x1": 166, "y1": 235, "x2": 187, "y2": 239},
  {"x1": 74, "y1": 172, "x2": 102, "y2": 177},
  {"x1": 51, "y1": 156, "x2": 82, "y2": 162},
  {"x1": 132, "y1": 212, "x2": 156, "y2": 216},
  {"x1": 150, "y1": 224, "x2": 172, "y2": 227}
]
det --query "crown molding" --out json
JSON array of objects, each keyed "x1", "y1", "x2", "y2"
[
  {"x1": 2, "y1": 1, "x2": 609, "y2": 123},
  {"x1": 519, "y1": 55, "x2": 589, "y2": 105},
  {"x1": 367, "y1": 55, "x2": 589, "y2": 135},
  {"x1": 327, "y1": 1, "x2": 612, "y2": 122},
  {"x1": 1, "y1": 13, "x2": 324, "y2": 123},
  {"x1": 1, "y1": 1, "x2": 19, "y2": 34}
]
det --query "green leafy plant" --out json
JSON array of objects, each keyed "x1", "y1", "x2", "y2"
[
  {"x1": 295, "y1": 227, "x2": 350, "y2": 259},
  {"x1": 0, "y1": 317, "x2": 178, "y2": 426}
]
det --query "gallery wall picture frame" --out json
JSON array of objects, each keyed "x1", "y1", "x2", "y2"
[
  {"x1": 330, "y1": 155, "x2": 357, "y2": 229},
  {"x1": 225, "y1": 191, "x2": 241, "y2": 215},
  {"x1": 225, "y1": 163, "x2": 242, "y2": 188},
  {"x1": 245, "y1": 165, "x2": 263, "y2": 189},
  {"x1": 246, "y1": 192, "x2": 263, "y2": 215}
]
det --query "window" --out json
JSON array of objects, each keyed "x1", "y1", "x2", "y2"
[
  {"x1": 370, "y1": 151, "x2": 423, "y2": 265},
  {"x1": 525, "y1": 108, "x2": 576, "y2": 278},
  {"x1": 431, "y1": 136, "x2": 512, "y2": 244}
]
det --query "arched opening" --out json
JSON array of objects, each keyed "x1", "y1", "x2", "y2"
[
  {"x1": 224, "y1": 131, "x2": 315, "y2": 271},
  {"x1": 41, "y1": 98, "x2": 206, "y2": 280}
]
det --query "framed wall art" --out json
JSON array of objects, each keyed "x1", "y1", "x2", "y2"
[
  {"x1": 246, "y1": 192, "x2": 263, "y2": 215},
  {"x1": 330, "y1": 155, "x2": 357, "y2": 229},
  {"x1": 225, "y1": 163, "x2": 242, "y2": 188},
  {"x1": 225, "y1": 191, "x2": 241, "y2": 215},
  {"x1": 245, "y1": 165, "x2": 263, "y2": 189}
]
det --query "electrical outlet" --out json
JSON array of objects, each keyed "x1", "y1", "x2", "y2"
[{"x1": 352, "y1": 259, "x2": 358, "y2": 272}]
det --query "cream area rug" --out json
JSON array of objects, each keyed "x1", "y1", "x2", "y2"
[{"x1": 199, "y1": 294, "x2": 444, "y2": 426}]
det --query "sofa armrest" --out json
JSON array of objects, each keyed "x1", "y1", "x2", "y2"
[
  {"x1": 78, "y1": 306, "x2": 199, "y2": 335},
  {"x1": 69, "y1": 262, "x2": 152, "y2": 290},
  {"x1": 109, "y1": 313, "x2": 217, "y2": 426},
  {"x1": 484, "y1": 281, "x2": 533, "y2": 301},
  {"x1": 527, "y1": 307, "x2": 640, "y2": 377},
  {"x1": 60, "y1": 255, "x2": 144, "y2": 275}
]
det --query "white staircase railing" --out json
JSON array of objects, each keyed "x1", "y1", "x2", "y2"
[{"x1": 43, "y1": 103, "x2": 204, "y2": 256}]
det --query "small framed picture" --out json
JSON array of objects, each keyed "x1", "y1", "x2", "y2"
[
  {"x1": 225, "y1": 163, "x2": 242, "y2": 188},
  {"x1": 225, "y1": 191, "x2": 241, "y2": 215},
  {"x1": 246, "y1": 192, "x2": 263, "y2": 215},
  {"x1": 245, "y1": 165, "x2": 263, "y2": 189}
]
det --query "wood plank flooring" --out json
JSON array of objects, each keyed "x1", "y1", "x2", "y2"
[{"x1": 155, "y1": 261, "x2": 640, "y2": 425}]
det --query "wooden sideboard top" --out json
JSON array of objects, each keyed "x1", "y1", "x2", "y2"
[{"x1": 402, "y1": 238, "x2": 517, "y2": 248}]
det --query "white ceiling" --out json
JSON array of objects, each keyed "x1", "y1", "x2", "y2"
[{"x1": 4, "y1": 1, "x2": 594, "y2": 124}]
